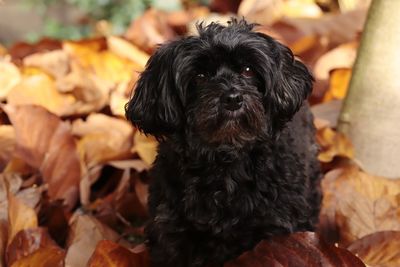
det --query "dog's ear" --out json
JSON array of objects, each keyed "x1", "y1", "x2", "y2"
[
  {"x1": 125, "y1": 41, "x2": 182, "y2": 139},
  {"x1": 270, "y1": 42, "x2": 313, "y2": 129},
  {"x1": 256, "y1": 33, "x2": 313, "y2": 131}
]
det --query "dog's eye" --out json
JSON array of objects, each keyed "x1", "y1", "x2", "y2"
[
  {"x1": 241, "y1": 67, "x2": 255, "y2": 78},
  {"x1": 195, "y1": 73, "x2": 207, "y2": 83}
]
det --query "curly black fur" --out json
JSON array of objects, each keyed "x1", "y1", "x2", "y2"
[{"x1": 126, "y1": 19, "x2": 321, "y2": 267}]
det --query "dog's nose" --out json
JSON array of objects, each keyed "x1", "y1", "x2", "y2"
[{"x1": 222, "y1": 92, "x2": 243, "y2": 111}]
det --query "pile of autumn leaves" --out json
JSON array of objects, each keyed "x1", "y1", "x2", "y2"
[{"x1": 0, "y1": 3, "x2": 400, "y2": 267}]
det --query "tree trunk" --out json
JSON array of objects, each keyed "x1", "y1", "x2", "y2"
[{"x1": 338, "y1": 0, "x2": 400, "y2": 178}]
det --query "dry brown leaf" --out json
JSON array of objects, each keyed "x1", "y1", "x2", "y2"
[
  {"x1": 109, "y1": 80, "x2": 139, "y2": 117},
  {"x1": 238, "y1": 0, "x2": 284, "y2": 25},
  {"x1": 9, "y1": 39, "x2": 62, "y2": 63},
  {"x1": 282, "y1": 0, "x2": 323, "y2": 18},
  {"x1": 73, "y1": 113, "x2": 134, "y2": 166},
  {"x1": 56, "y1": 62, "x2": 111, "y2": 115},
  {"x1": 6, "y1": 228, "x2": 61, "y2": 266},
  {"x1": 275, "y1": 9, "x2": 365, "y2": 50},
  {"x1": 225, "y1": 232, "x2": 365, "y2": 267},
  {"x1": 132, "y1": 131, "x2": 158, "y2": 166},
  {"x1": 7, "y1": 193, "x2": 38, "y2": 246},
  {"x1": 317, "y1": 127, "x2": 354, "y2": 162},
  {"x1": 0, "y1": 59, "x2": 21, "y2": 101},
  {"x1": 0, "y1": 126, "x2": 16, "y2": 170},
  {"x1": 10, "y1": 246, "x2": 65, "y2": 267},
  {"x1": 108, "y1": 160, "x2": 149, "y2": 173},
  {"x1": 0, "y1": 44, "x2": 7, "y2": 56},
  {"x1": 347, "y1": 231, "x2": 400, "y2": 267},
  {"x1": 2, "y1": 104, "x2": 81, "y2": 210},
  {"x1": 87, "y1": 240, "x2": 149, "y2": 267},
  {"x1": 311, "y1": 99, "x2": 343, "y2": 129},
  {"x1": 321, "y1": 165, "x2": 400, "y2": 246},
  {"x1": 323, "y1": 68, "x2": 352, "y2": 102},
  {"x1": 314, "y1": 42, "x2": 358, "y2": 81},
  {"x1": 6, "y1": 72, "x2": 76, "y2": 116},
  {"x1": 107, "y1": 36, "x2": 150, "y2": 69},
  {"x1": 125, "y1": 8, "x2": 176, "y2": 53},
  {"x1": 23, "y1": 50, "x2": 70, "y2": 79},
  {"x1": 65, "y1": 215, "x2": 122, "y2": 267}
]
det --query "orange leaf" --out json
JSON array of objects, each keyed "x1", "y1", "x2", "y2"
[
  {"x1": 87, "y1": 240, "x2": 149, "y2": 267},
  {"x1": 7, "y1": 193, "x2": 38, "y2": 245},
  {"x1": 347, "y1": 231, "x2": 400, "y2": 267},
  {"x1": 317, "y1": 127, "x2": 354, "y2": 162},
  {"x1": 225, "y1": 232, "x2": 365, "y2": 267},
  {"x1": 23, "y1": 50, "x2": 70, "y2": 79},
  {"x1": 2, "y1": 104, "x2": 81, "y2": 210},
  {"x1": 323, "y1": 68, "x2": 352, "y2": 102},
  {"x1": 6, "y1": 228, "x2": 61, "y2": 266},
  {"x1": 10, "y1": 246, "x2": 65, "y2": 267},
  {"x1": 0, "y1": 125, "x2": 16, "y2": 170},
  {"x1": 6, "y1": 72, "x2": 76, "y2": 116}
]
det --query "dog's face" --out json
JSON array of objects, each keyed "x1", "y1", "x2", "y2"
[{"x1": 126, "y1": 20, "x2": 313, "y2": 147}]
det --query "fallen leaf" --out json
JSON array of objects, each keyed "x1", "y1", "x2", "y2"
[
  {"x1": 87, "y1": 240, "x2": 149, "y2": 267},
  {"x1": 0, "y1": 126, "x2": 16, "y2": 170},
  {"x1": 238, "y1": 0, "x2": 284, "y2": 25},
  {"x1": 0, "y1": 59, "x2": 21, "y2": 101},
  {"x1": 125, "y1": 8, "x2": 176, "y2": 53},
  {"x1": 107, "y1": 36, "x2": 150, "y2": 69},
  {"x1": 6, "y1": 227, "x2": 61, "y2": 266},
  {"x1": 2, "y1": 104, "x2": 81, "y2": 210},
  {"x1": 314, "y1": 42, "x2": 358, "y2": 81},
  {"x1": 23, "y1": 50, "x2": 70, "y2": 79},
  {"x1": 132, "y1": 131, "x2": 158, "y2": 166},
  {"x1": 320, "y1": 165, "x2": 400, "y2": 246},
  {"x1": 0, "y1": 44, "x2": 7, "y2": 56},
  {"x1": 347, "y1": 231, "x2": 400, "y2": 267},
  {"x1": 108, "y1": 160, "x2": 149, "y2": 173},
  {"x1": 65, "y1": 215, "x2": 122, "y2": 267},
  {"x1": 311, "y1": 99, "x2": 343, "y2": 129},
  {"x1": 6, "y1": 72, "x2": 76, "y2": 116},
  {"x1": 72, "y1": 113, "x2": 134, "y2": 167},
  {"x1": 225, "y1": 232, "x2": 365, "y2": 267},
  {"x1": 210, "y1": 0, "x2": 242, "y2": 13},
  {"x1": 10, "y1": 246, "x2": 65, "y2": 267},
  {"x1": 9, "y1": 38, "x2": 62, "y2": 63},
  {"x1": 7, "y1": 193, "x2": 38, "y2": 246},
  {"x1": 56, "y1": 62, "x2": 110, "y2": 115},
  {"x1": 323, "y1": 68, "x2": 352, "y2": 102},
  {"x1": 63, "y1": 41, "x2": 137, "y2": 85},
  {"x1": 317, "y1": 127, "x2": 354, "y2": 162}
]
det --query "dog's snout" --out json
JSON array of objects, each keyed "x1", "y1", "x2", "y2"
[{"x1": 222, "y1": 92, "x2": 243, "y2": 111}]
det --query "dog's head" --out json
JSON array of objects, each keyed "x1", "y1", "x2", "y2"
[{"x1": 126, "y1": 19, "x2": 313, "y2": 146}]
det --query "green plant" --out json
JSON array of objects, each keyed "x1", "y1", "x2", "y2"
[{"x1": 22, "y1": 0, "x2": 184, "y2": 41}]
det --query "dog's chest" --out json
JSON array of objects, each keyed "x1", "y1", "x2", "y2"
[{"x1": 181, "y1": 161, "x2": 273, "y2": 233}]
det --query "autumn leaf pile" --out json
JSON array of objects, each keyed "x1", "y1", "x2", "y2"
[{"x1": 0, "y1": 1, "x2": 399, "y2": 266}]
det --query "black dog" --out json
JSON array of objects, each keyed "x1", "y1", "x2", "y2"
[{"x1": 126, "y1": 19, "x2": 321, "y2": 267}]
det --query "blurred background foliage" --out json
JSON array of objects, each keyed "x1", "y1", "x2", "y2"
[{"x1": 21, "y1": 0, "x2": 209, "y2": 41}]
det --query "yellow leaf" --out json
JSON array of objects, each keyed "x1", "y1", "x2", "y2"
[
  {"x1": 0, "y1": 59, "x2": 21, "y2": 101},
  {"x1": 107, "y1": 36, "x2": 150, "y2": 69},
  {"x1": 6, "y1": 72, "x2": 76, "y2": 116},
  {"x1": 317, "y1": 127, "x2": 354, "y2": 162},
  {"x1": 132, "y1": 132, "x2": 158, "y2": 166}
]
